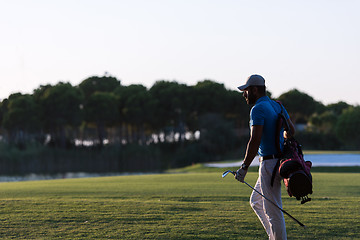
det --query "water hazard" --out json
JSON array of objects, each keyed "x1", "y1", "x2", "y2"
[{"x1": 205, "y1": 154, "x2": 360, "y2": 168}]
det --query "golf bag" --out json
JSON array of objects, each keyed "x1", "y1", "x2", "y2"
[
  {"x1": 271, "y1": 101, "x2": 313, "y2": 204},
  {"x1": 279, "y1": 138, "x2": 313, "y2": 204}
]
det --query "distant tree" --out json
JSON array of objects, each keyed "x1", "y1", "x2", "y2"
[
  {"x1": 78, "y1": 75, "x2": 121, "y2": 99},
  {"x1": 192, "y1": 80, "x2": 229, "y2": 116},
  {"x1": 149, "y1": 81, "x2": 192, "y2": 142},
  {"x1": 198, "y1": 113, "x2": 237, "y2": 158},
  {"x1": 34, "y1": 82, "x2": 84, "y2": 147},
  {"x1": 2, "y1": 93, "x2": 40, "y2": 147},
  {"x1": 33, "y1": 84, "x2": 55, "y2": 128},
  {"x1": 326, "y1": 101, "x2": 350, "y2": 115},
  {"x1": 222, "y1": 89, "x2": 249, "y2": 130},
  {"x1": 83, "y1": 92, "x2": 118, "y2": 147},
  {"x1": 0, "y1": 98, "x2": 9, "y2": 129},
  {"x1": 277, "y1": 89, "x2": 325, "y2": 123},
  {"x1": 335, "y1": 106, "x2": 360, "y2": 149},
  {"x1": 115, "y1": 84, "x2": 156, "y2": 144},
  {"x1": 309, "y1": 111, "x2": 337, "y2": 134}
]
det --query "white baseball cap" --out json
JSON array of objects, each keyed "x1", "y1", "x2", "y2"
[{"x1": 237, "y1": 74, "x2": 265, "y2": 91}]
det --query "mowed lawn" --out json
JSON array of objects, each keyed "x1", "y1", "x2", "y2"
[{"x1": 0, "y1": 172, "x2": 359, "y2": 239}]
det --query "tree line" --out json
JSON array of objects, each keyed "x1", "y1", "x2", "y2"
[
  {"x1": 0, "y1": 75, "x2": 249, "y2": 149},
  {"x1": 0, "y1": 75, "x2": 359, "y2": 175}
]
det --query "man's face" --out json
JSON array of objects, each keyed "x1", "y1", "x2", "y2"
[{"x1": 242, "y1": 87, "x2": 257, "y2": 105}]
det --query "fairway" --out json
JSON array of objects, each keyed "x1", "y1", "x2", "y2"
[{"x1": 0, "y1": 172, "x2": 359, "y2": 239}]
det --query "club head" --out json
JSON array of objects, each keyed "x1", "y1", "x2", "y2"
[{"x1": 222, "y1": 170, "x2": 235, "y2": 178}]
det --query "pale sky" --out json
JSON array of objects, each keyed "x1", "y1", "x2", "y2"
[{"x1": 1, "y1": 0, "x2": 359, "y2": 105}]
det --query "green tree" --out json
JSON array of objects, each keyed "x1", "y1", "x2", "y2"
[
  {"x1": 83, "y1": 92, "x2": 118, "y2": 147},
  {"x1": 222, "y1": 89, "x2": 249, "y2": 129},
  {"x1": 309, "y1": 111, "x2": 337, "y2": 134},
  {"x1": 335, "y1": 106, "x2": 360, "y2": 149},
  {"x1": 192, "y1": 80, "x2": 229, "y2": 116},
  {"x1": 277, "y1": 89, "x2": 325, "y2": 123},
  {"x1": 149, "y1": 81, "x2": 192, "y2": 142},
  {"x1": 78, "y1": 75, "x2": 121, "y2": 99},
  {"x1": 34, "y1": 82, "x2": 84, "y2": 147},
  {"x1": 0, "y1": 98, "x2": 9, "y2": 130},
  {"x1": 2, "y1": 93, "x2": 40, "y2": 147},
  {"x1": 115, "y1": 84, "x2": 156, "y2": 144},
  {"x1": 326, "y1": 101, "x2": 350, "y2": 115},
  {"x1": 198, "y1": 113, "x2": 237, "y2": 158},
  {"x1": 308, "y1": 101, "x2": 350, "y2": 134}
]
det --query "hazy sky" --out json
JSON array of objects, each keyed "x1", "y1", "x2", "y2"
[{"x1": 1, "y1": 0, "x2": 359, "y2": 105}]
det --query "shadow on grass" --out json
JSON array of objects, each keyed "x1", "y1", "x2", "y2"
[
  {"x1": 168, "y1": 196, "x2": 249, "y2": 202},
  {"x1": 311, "y1": 166, "x2": 360, "y2": 173}
]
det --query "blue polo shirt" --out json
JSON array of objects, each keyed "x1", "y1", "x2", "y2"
[{"x1": 250, "y1": 96, "x2": 290, "y2": 156}]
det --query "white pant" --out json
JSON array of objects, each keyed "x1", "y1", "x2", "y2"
[{"x1": 250, "y1": 158, "x2": 287, "y2": 240}]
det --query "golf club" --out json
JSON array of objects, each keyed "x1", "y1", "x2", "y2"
[{"x1": 222, "y1": 170, "x2": 306, "y2": 228}]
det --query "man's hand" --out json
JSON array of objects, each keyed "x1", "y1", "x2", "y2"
[{"x1": 235, "y1": 167, "x2": 248, "y2": 182}]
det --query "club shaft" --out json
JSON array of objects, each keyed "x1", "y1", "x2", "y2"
[
  {"x1": 243, "y1": 181, "x2": 305, "y2": 228},
  {"x1": 222, "y1": 170, "x2": 306, "y2": 228}
]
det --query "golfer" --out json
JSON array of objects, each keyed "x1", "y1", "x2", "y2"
[{"x1": 235, "y1": 74, "x2": 295, "y2": 240}]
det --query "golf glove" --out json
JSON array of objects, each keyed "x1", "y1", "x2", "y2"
[{"x1": 235, "y1": 167, "x2": 247, "y2": 182}]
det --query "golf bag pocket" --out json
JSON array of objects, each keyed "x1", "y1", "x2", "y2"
[{"x1": 279, "y1": 158, "x2": 313, "y2": 204}]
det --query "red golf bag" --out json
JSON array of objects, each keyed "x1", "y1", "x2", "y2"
[{"x1": 271, "y1": 101, "x2": 313, "y2": 204}]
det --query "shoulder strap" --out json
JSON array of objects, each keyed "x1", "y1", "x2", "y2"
[
  {"x1": 270, "y1": 100, "x2": 287, "y2": 154},
  {"x1": 271, "y1": 159, "x2": 281, "y2": 187},
  {"x1": 275, "y1": 101, "x2": 291, "y2": 135},
  {"x1": 270, "y1": 100, "x2": 287, "y2": 187}
]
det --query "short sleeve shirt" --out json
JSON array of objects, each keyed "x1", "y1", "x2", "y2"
[{"x1": 250, "y1": 96, "x2": 290, "y2": 156}]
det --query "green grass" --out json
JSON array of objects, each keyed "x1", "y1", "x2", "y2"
[{"x1": 0, "y1": 172, "x2": 359, "y2": 239}]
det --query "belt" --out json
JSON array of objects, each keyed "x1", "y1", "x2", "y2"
[{"x1": 259, "y1": 154, "x2": 281, "y2": 162}]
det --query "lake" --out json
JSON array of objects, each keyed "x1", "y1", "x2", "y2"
[
  {"x1": 205, "y1": 154, "x2": 360, "y2": 168},
  {"x1": 303, "y1": 154, "x2": 360, "y2": 166}
]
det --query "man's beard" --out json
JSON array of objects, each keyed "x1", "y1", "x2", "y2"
[{"x1": 246, "y1": 91, "x2": 257, "y2": 105}]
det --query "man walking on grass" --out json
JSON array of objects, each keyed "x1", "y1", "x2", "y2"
[{"x1": 235, "y1": 74, "x2": 295, "y2": 240}]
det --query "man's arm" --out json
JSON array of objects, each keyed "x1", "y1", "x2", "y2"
[
  {"x1": 235, "y1": 125, "x2": 263, "y2": 182},
  {"x1": 243, "y1": 125, "x2": 263, "y2": 167},
  {"x1": 284, "y1": 118, "x2": 295, "y2": 139}
]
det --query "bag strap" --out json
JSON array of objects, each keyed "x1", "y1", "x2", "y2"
[
  {"x1": 270, "y1": 159, "x2": 281, "y2": 187},
  {"x1": 270, "y1": 100, "x2": 287, "y2": 187},
  {"x1": 276, "y1": 101, "x2": 292, "y2": 137}
]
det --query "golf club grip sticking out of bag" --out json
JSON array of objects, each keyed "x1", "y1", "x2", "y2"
[{"x1": 222, "y1": 170, "x2": 306, "y2": 228}]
